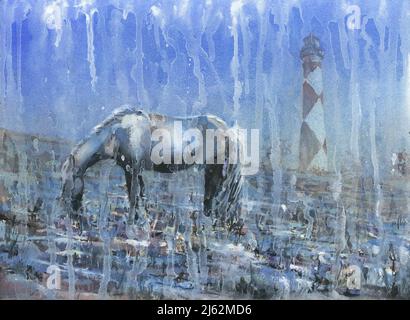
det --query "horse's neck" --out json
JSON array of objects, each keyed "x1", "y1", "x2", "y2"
[{"x1": 72, "y1": 127, "x2": 113, "y2": 175}]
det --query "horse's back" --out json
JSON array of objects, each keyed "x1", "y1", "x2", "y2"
[
  {"x1": 95, "y1": 105, "x2": 228, "y2": 134},
  {"x1": 147, "y1": 111, "x2": 228, "y2": 131}
]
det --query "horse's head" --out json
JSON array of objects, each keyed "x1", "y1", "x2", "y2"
[{"x1": 60, "y1": 154, "x2": 84, "y2": 214}]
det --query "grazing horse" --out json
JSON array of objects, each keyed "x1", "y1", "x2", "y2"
[{"x1": 60, "y1": 106, "x2": 243, "y2": 231}]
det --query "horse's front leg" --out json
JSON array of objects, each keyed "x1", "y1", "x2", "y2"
[
  {"x1": 125, "y1": 167, "x2": 147, "y2": 226},
  {"x1": 125, "y1": 169, "x2": 137, "y2": 225}
]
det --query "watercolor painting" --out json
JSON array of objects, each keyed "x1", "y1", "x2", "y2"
[{"x1": 0, "y1": 0, "x2": 409, "y2": 300}]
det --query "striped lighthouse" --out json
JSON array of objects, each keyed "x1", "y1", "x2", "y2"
[{"x1": 299, "y1": 34, "x2": 327, "y2": 173}]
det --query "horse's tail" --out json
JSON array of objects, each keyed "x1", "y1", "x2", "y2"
[
  {"x1": 227, "y1": 126, "x2": 244, "y2": 215},
  {"x1": 226, "y1": 163, "x2": 243, "y2": 225},
  {"x1": 214, "y1": 129, "x2": 244, "y2": 228}
]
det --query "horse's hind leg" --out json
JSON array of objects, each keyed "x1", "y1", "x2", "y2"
[
  {"x1": 135, "y1": 173, "x2": 147, "y2": 218},
  {"x1": 138, "y1": 175, "x2": 145, "y2": 199}
]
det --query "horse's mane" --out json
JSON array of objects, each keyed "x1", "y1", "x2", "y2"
[
  {"x1": 94, "y1": 105, "x2": 140, "y2": 134},
  {"x1": 70, "y1": 105, "x2": 141, "y2": 155}
]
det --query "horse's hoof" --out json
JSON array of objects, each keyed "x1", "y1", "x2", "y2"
[{"x1": 125, "y1": 225, "x2": 137, "y2": 239}]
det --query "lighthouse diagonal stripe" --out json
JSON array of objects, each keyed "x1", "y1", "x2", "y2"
[
  {"x1": 303, "y1": 82, "x2": 320, "y2": 118},
  {"x1": 304, "y1": 100, "x2": 326, "y2": 144},
  {"x1": 308, "y1": 147, "x2": 327, "y2": 171},
  {"x1": 300, "y1": 122, "x2": 321, "y2": 170},
  {"x1": 306, "y1": 66, "x2": 323, "y2": 95}
]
